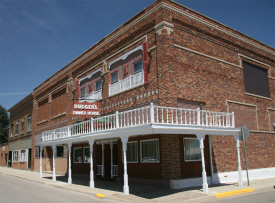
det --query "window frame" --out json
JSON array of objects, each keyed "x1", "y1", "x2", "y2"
[
  {"x1": 10, "y1": 124, "x2": 13, "y2": 138},
  {"x1": 83, "y1": 146, "x2": 90, "y2": 163},
  {"x1": 183, "y1": 138, "x2": 202, "y2": 162},
  {"x1": 21, "y1": 118, "x2": 25, "y2": 134},
  {"x1": 27, "y1": 115, "x2": 32, "y2": 132},
  {"x1": 35, "y1": 146, "x2": 45, "y2": 158},
  {"x1": 140, "y1": 139, "x2": 160, "y2": 163},
  {"x1": 80, "y1": 88, "x2": 86, "y2": 98},
  {"x1": 56, "y1": 146, "x2": 64, "y2": 158},
  {"x1": 133, "y1": 60, "x2": 143, "y2": 75},
  {"x1": 12, "y1": 150, "x2": 18, "y2": 162},
  {"x1": 95, "y1": 79, "x2": 102, "y2": 92},
  {"x1": 111, "y1": 71, "x2": 119, "y2": 84},
  {"x1": 15, "y1": 121, "x2": 19, "y2": 136},
  {"x1": 242, "y1": 61, "x2": 270, "y2": 98},
  {"x1": 122, "y1": 141, "x2": 138, "y2": 163},
  {"x1": 74, "y1": 147, "x2": 82, "y2": 163}
]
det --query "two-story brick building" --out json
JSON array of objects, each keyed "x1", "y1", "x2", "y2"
[
  {"x1": 32, "y1": 0, "x2": 275, "y2": 195},
  {"x1": 8, "y1": 93, "x2": 33, "y2": 170}
]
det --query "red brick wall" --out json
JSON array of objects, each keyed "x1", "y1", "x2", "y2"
[{"x1": 31, "y1": 0, "x2": 275, "y2": 180}]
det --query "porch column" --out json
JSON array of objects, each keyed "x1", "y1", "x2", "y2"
[
  {"x1": 234, "y1": 134, "x2": 243, "y2": 186},
  {"x1": 39, "y1": 146, "x2": 43, "y2": 179},
  {"x1": 52, "y1": 144, "x2": 56, "y2": 181},
  {"x1": 196, "y1": 134, "x2": 208, "y2": 193},
  {"x1": 208, "y1": 136, "x2": 214, "y2": 185},
  {"x1": 110, "y1": 141, "x2": 113, "y2": 178},
  {"x1": 121, "y1": 136, "x2": 129, "y2": 196},
  {"x1": 89, "y1": 139, "x2": 94, "y2": 189},
  {"x1": 68, "y1": 142, "x2": 72, "y2": 185},
  {"x1": 102, "y1": 143, "x2": 104, "y2": 177}
]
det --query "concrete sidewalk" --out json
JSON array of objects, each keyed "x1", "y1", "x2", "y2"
[{"x1": 0, "y1": 167, "x2": 274, "y2": 202}]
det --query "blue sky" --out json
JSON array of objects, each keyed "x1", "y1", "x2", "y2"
[{"x1": 0, "y1": 0, "x2": 274, "y2": 111}]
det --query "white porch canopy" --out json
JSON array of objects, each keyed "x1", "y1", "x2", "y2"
[{"x1": 39, "y1": 103, "x2": 242, "y2": 195}]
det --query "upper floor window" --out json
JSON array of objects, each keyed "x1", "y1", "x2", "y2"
[
  {"x1": 109, "y1": 43, "x2": 149, "y2": 96},
  {"x1": 80, "y1": 88, "x2": 85, "y2": 98},
  {"x1": 15, "y1": 121, "x2": 19, "y2": 135},
  {"x1": 111, "y1": 72, "x2": 118, "y2": 84},
  {"x1": 21, "y1": 118, "x2": 25, "y2": 133},
  {"x1": 38, "y1": 98, "x2": 48, "y2": 122},
  {"x1": 27, "y1": 115, "x2": 32, "y2": 132},
  {"x1": 134, "y1": 61, "x2": 143, "y2": 74},
  {"x1": 52, "y1": 88, "x2": 66, "y2": 117},
  {"x1": 96, "y1": 80, "x2": 102, "y2": 91},
  {"x1": 78, "y1": 68, "x2": 102, "y2": 101},
  {"x1": 10, "y1": 124, "x2": 13, "y2": 138},
  {"x1": 243, "y1": 61, "x2": 270, "y2": 98}
]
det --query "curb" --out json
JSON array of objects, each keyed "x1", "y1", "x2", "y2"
[{"x1": 214, "y1": 188, "x2": 255, "y2": 198}]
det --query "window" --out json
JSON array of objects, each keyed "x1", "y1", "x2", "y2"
[
  {"x1": 15, "y1": 121, "x2": 19, "y2": 135},
  {"x1": 56, "y1": 146, "x2": 64, "y2": 157},
  {"x1": 38, "y1": 99, "x2": 48, "y2": 122},
  {"x1": 243, "y1": 61, "x2": 270, "y2": 98},
  {"x1": 184, "y1": 138, "x2": 201, "y2": 161},
  {"x1": 74, "y1": 147, "x2": 82, "y2": 163},
  {"x1": 35, "y1": 146, "x2": 44, "y2": 158},
  {"x1": 19, "y1": 150, "x2": 27, "y2": 162},
  {"x1": 141, "y1": 139, "x2": 159, "y2": 162},
  {"x1": 12, "y1": 151, "x2": 18, "y2": 162},
  {"x1": 96, "y1": 80, "x2": 102, "y2": 91},
  {"x1": 80, "y1": 88, "x2": 85, "y2": 98},
  {"x1": 83, "y1": 147, "x2": 90, "y2": 163},
  {"x1": 21, "y1": 118, "x2": 25, "y2": 133},
  {"x1": 52, "y1": 88, "x2": 67, "y2": 117},
  {"x1": 10, "y1": 124, "x2": 13, "y2": 138},
  {"x1": 134, "y1": 61, "x2": 143, "y2": 74},
  {"x1": 1, "y1": 153, "x2": 3, "y2": 159},
  {"x1": 27, "y1": 115, "x2": 32, "y2": 132},
  {"x1": 111, "y1": 72, "x2": 118, "y2": 84},
  {"x1": 126, "y1": 141, "x2": 138, "y2": 163}
]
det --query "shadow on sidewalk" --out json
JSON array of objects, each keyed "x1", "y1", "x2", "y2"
[{"x1": 43, "y1": 174, "x2": 234, "y2": 199}]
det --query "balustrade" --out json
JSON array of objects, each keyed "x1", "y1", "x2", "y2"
[{"x1": 42, "y1": 104, "x2": 235, "y2": 142}]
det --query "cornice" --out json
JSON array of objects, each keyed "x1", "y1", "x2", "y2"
[{"x1": 33, "y1": 1, "x2": 275, "y2": 94}]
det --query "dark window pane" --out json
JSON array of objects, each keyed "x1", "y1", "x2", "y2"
[
  {"x1": 243, "y1": 61, "x2": 270, "y2": 98},
  {"x1": 134, "y1": 61, "x2": 143, "y2": 74},
  {"x1": 111, "y1": 72, "x2": 118, "y2": 84}
]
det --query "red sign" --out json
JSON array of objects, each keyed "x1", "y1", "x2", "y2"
[{"x1": 72, "y1": 101, "x2": 100, "y2": 117}]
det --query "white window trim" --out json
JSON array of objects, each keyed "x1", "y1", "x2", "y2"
[
  {"x1": 27, "y1": 115, "x2": 32, "y2": 132},
  {"x1": 183, "y1": 138, "x2": 202, "y2": 162},
  {"x1": 19, "y1": 149, "x2": 27, "y2": 162},
  {"x1": 21, "y1": 118, "x2": 25, "y2": 133},
  {"x1": 122, "y1": 141, "x2": 138, "y2": 163},
  {"x1": 74, "y1": 147, "x2": 82, "y2": 163},
  {"x1": 140, "y1": 138, "x2": 160, "y2": 163},
  {"x1": 12, "y1": 150, "x2": 18, "y2": 162},
  {"x1": 15, "y1": 121, "x2": 19, "y2": 136},
  {"x1": 83, "y1": 146, "x2": 90, "y2": 163}
]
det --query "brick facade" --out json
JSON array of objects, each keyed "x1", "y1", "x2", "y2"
[
  {"x1": 29, "y1": 0, "x2": 274, "y2": 185},
  {"x1": 8, "y1": 94, "x2": 33, "y2": 170}
]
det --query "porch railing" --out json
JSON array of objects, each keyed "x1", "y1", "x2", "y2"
[
  {"x1": 42, "y1": 104, "x2": 235, "y2": 142},
  {"x1": 85, "y1": 90, "x2": 102, "y2": 100},
  {"x1": 97, "y1": 165, "x2": 103, "y2": 176},
  {"x1": 111, "y1": 165, "x2": 119, "y2": 177},
  {"x1": 109, "y1": 71, "x2": 144, "y2": 96}
]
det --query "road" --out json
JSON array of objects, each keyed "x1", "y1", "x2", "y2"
[{"x1": 0, "y1": 173, "x2": 118, "y2": 203}]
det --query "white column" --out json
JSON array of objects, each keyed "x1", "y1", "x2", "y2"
[
  {"x1": 121, "y1": 136, "x2": 129, "y2": 196},
  {"x1": 39, "y1": 146, "x2": 43, "y2": 179},
  {"x1": 208, "y1": 136, "x2": 214, "y2": 185},
  {"x1": 110, "y1": 141, "x2": 113, "y2": 178},
  {"x1": 68, "y1": 142, "x2": 72, "y2": 185},
  {"x1": 196, "y1": 134, "x2": 208, "y2": 193},
  {"x1": 89, "y1": 139, "x2": 94, "y2": 189},
  {"x1": 102, "y1": 143, "x2": 104, "y2": 177},
  {"x1": 52, "y1": 145, "x2": 56, "y2": 181},
  {"x1": 234, "y1": 134, "x2": 243, "y2": 186}
]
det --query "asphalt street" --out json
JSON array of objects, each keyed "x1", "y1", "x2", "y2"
[{"x1": 0, "y1": 173, "x2": 118, "y2": 203}]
